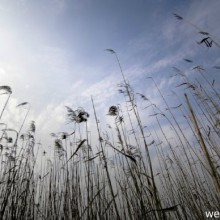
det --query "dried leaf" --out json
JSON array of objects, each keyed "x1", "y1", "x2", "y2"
[
  {"x1": 173, "y1": 13, "x2": 183, "y2": 20},
  {"x1": 16, "y1": 102, "x2": 28, "y2": 107},
  {"x1": 0, "y1": 85, "x2": 12, "y2": 94}
]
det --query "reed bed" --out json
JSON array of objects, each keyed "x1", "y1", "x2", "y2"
[{"x1": 0, "y1": 15, "x2": 219, "y2": 220}]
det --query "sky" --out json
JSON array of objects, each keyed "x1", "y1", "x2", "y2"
[{"x1": 0, "y1": 0, "x2": 220, "y2": 151}]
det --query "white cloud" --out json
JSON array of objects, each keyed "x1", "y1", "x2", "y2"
[
  {"x1": 82, "y1": 77, "x2": 119, "y2": 105},
  {"x1": 0, "y1": 0, "x2": 219, "y2": 164},
  {"x1": 0, "y1": 67, "x2": 6, "y2": 77}
]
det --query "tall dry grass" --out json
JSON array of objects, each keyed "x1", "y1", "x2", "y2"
[{"x1": 0, "y1": 14, "x2": 219, "y2": 219}]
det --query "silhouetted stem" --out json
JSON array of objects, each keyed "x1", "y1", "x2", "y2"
[
  {"x1": 91, "y1": 96, "x2": 121, "y2": 220},
  {"x1": 0, "y1": 93, "x2": 11, "y2": 120},
  {"x1": 185, "y1": 93, "x2": 220, "y2": 196}
]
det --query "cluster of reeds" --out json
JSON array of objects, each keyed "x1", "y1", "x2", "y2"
[{"x1": 0, "y1": 14, "x2": 219, "y2": 220}]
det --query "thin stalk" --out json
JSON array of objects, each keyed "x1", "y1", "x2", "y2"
[
  {"x1": 91, "y1": 96, "x2": 121, "y2": 220},
  {"x1": 185, "y1": 93, "x2": 220, "y2": 196}
]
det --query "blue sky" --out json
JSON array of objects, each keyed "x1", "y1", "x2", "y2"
[{"x1": 0, "y1": 0, "x2": 220, "y2": 148}]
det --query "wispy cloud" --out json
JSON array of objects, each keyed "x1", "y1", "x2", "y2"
[{"x1": 1, "y1": 0, "x2": 220, "y2": 149}]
